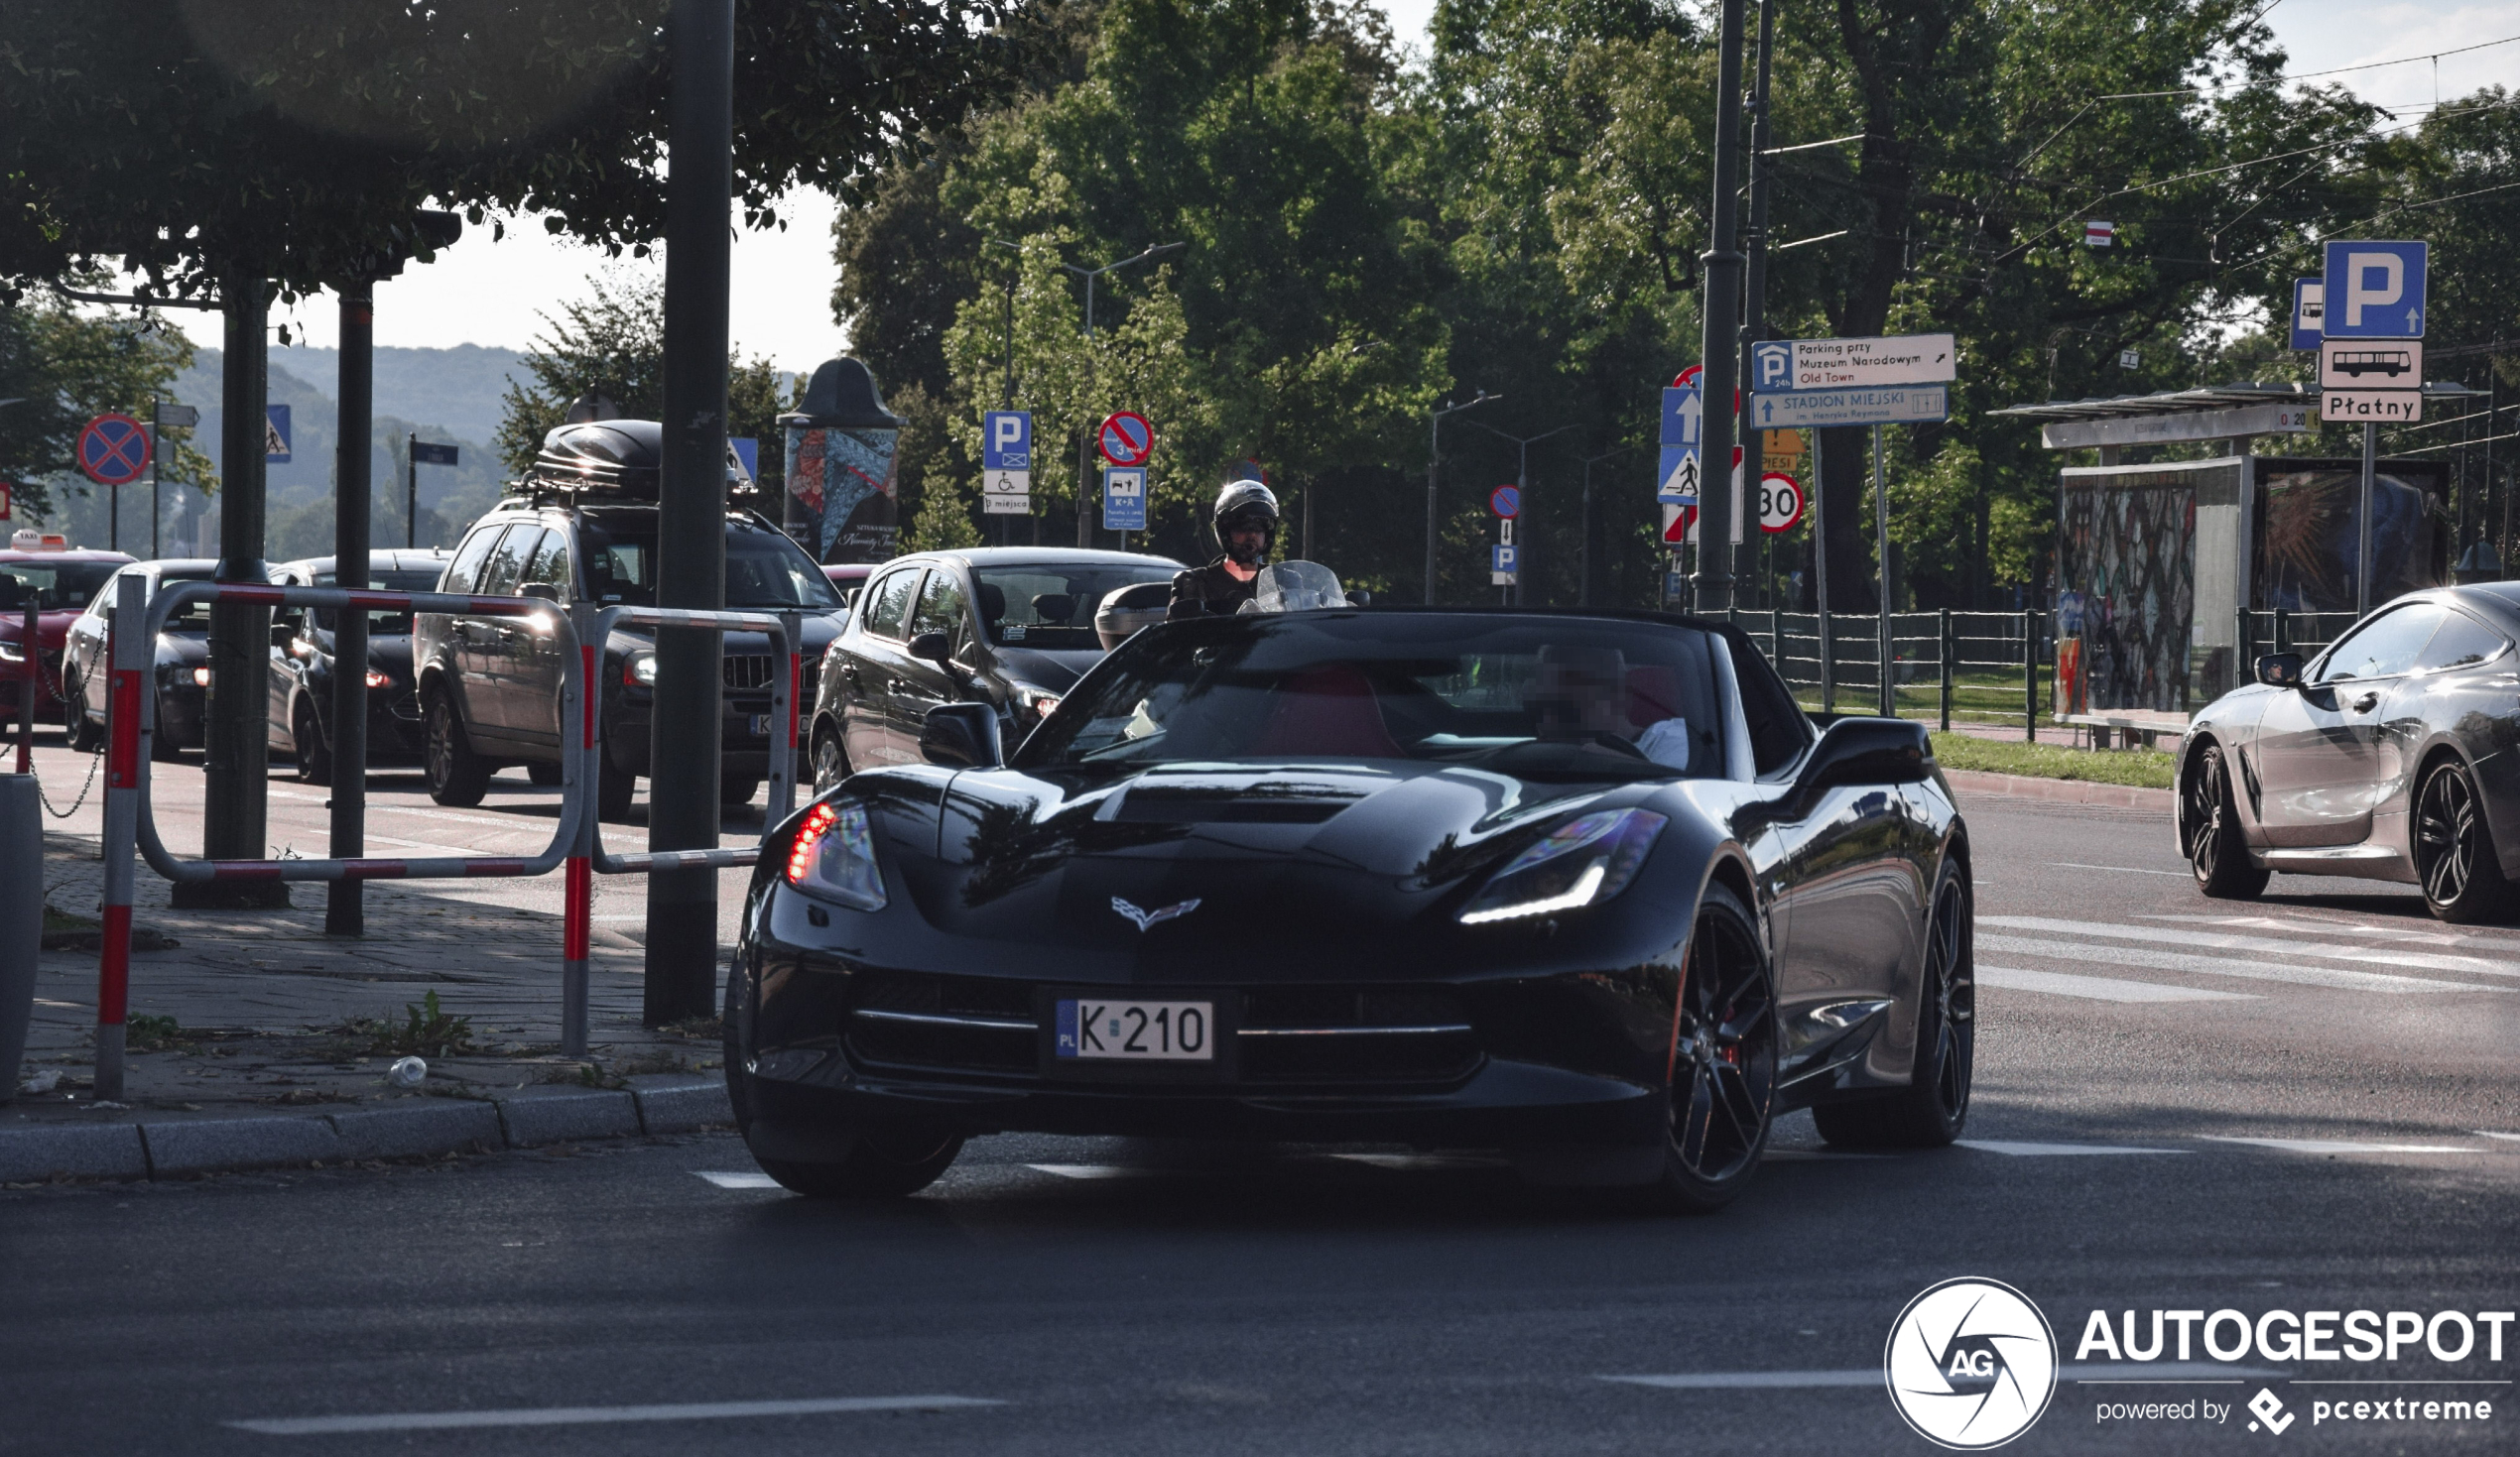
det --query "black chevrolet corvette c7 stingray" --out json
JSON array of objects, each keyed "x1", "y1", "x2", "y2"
[{"x1": 725, "y1": 604, "x2": 1974, "y2": 1213}]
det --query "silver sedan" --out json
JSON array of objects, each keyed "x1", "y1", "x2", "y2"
[{"x1": 2178, "y1": 584, "x2": 2520, "y2": 921}]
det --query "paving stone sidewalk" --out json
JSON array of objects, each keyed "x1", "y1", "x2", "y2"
[{"x1": 7, "y1": 826, "x2": 738, "y2": 1184}]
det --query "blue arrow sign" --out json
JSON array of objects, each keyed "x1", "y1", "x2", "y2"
[
  {"x1": 1751, "y1": 386, "x2": 1950, "y2": 429},
  {"x1": 1661, "y1": 385, "x2": 1703, "y2": 447},
  {"x1": 2322, "y1": 240, "x2": 2427, "y2": 339},
  {"x1": 984, "y1": 411, "x2": 1033, "y2": 470}
]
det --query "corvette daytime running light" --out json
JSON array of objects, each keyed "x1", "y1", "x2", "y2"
[
  {"x1": 1457, "y1": 807, "x2": 1666, "y2": 925},
  {"x1": 785, "y1": 799, "x2": 887, "y2": 911}
]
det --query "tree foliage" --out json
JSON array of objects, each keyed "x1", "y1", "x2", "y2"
[{"x1": 0, "y1": 282, "x2": 215, "y2": 521}]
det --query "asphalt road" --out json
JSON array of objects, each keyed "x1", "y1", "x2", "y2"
[{"x1": 7, "y1": 791, "x2": 2517, "y2": 1454}]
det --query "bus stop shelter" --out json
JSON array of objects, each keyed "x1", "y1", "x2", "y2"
[{"x1": 1989, "y1": 384, "x2": 2458, "y2": 740}]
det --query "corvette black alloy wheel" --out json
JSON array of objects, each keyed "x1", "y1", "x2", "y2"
[
  {"x1": 2186, "y1": 742, "x2": 2267, "y2": 899},
  {"x1": 2415, "y1": 759, "x2": 2513, "y2": 923},
  {"x1": 1650, "y1": 883, "x2": 1776, "y2": 1213},
  {"x1": 1815, "y1": 860, "x2": 1976, "y2": 1149}
]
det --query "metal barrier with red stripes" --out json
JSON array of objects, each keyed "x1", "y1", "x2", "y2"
[{"x1": 91, "y1": 578, "x2": 811, "y2": 1097}]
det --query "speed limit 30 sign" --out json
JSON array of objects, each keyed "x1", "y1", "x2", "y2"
[{"x1": 1757, "y1": 472, "x2": 1804, "y2": 534}]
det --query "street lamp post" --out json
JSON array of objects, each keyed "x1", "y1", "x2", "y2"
[
  {"x1": 1464, "y1": 419, "x2": 1582, "y2": 606},
  {"x1": 1425, "y1": 392, "x2": 1500, "y2": 604},
  {"x1": 1058, "y1": 242, "x2": 1185, "y2": 548},
  {"x1": 1575, "y1": 443, "x2": 1640, "y2": 607}
]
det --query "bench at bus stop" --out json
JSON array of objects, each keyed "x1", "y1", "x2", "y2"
[{"x1": 2058, "y1": 710, "x2": 2190, "y2": 751}]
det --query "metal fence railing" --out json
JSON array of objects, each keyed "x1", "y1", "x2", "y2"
[
  {"x1": 1729, "y1": 608, "x2": 2050, "y2": 741},
  {"x1": 2238, "y1": 609, "x2": 2359, "y2": 667}
]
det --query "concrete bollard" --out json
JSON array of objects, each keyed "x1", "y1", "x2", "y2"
[{"x1": 0, "y1": 774, "x2": 40, "y2": 1102}]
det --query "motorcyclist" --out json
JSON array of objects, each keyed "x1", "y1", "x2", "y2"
[{"x1": 1169, "y1": 480, "x2": 1279, "y2": 618}]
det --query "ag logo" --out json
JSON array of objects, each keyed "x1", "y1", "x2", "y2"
[{"x1": 1884, "y1": 1277, "x2": 2058, "y2": 1449}]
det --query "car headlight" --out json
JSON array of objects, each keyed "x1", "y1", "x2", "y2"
[
  {"x1": 784, "y1": 799, "x2": 887, "y2": 911},
  {"x1": 1458, "y1": 807, "x2": 1667, "y2": 925},
  {"x1": 623, "y1": 651, "x2": 657, "y2": 688},
  {"x1": 1009, "y1": 682, "x2": 1062, "y2": 720},
  {"x1": 190, "y1": 667, "x2": 211, "y2": 687},
  {"x1": 364, "y1": 669, "x2": 392, "y2": 689},
  {"x1": 0, "y1": 640, "x2": 22, "y2": 663}
]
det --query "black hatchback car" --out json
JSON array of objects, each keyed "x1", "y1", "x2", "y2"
[
  {"x1": 263, "y1": 549, "x2": 453, "y2": 783},
  {"x1": 808, "y1": 546, "x2": 1183, "y2": 789},
  {"x1": 413, "y1": 420, "x2": 848, "y2": 817}
]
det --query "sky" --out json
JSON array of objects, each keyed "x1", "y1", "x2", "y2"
[{"x1": 151, "y1": 0, "x2": 2518, "y2": 377}]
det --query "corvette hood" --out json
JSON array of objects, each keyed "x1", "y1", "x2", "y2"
[{"x1": 872, "y1": 759, "x2": 1649, "y2": 959}]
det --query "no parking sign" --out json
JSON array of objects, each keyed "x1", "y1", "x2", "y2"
[{"x1": 76, "y1": 414, "x2": 151, "y2": 485}]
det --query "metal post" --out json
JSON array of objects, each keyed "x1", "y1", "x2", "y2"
[
  {"x1": 770, "y1": 611, "x2": 801, "y2": 826},
  {"x1": 14, "y1": 600, "x2": 32, "y2": 774},
  {"x1": 149, "y1": 397, "x2": 160, "y2": 559},
  {"x1": 1691, "y1": 0, "x2": 1748, "y2": 611},
  {"x1": 1939, "y1": 607, "x2": 1953, "y2": 732},
  {"x1": 327, "y1": 284, "x2": 374, "y2": 936},
  {"x1": 1515, "y1": 442, "x2": 1529, "y2": 607},
  {"x1": 406, "y1": 430, "x2": 419, "y2": 549},
  {"x1": 1425, "y1": 420, "x2": 1441, "y2": 605},
  {"x1": 1737, "y1": 0, "x2": 1775, "y2": 563},
  {"x1": 181, "y1": 264, "x2": 284, "y2": 910},
  {"x1": 2022, "y1": 611, "x2": 2037, "y2": 744},
  {"x1": 1814, "y1": 430, "x2": 1832, "y2": 714},
  {"x1": 96, "y1": 573, "x2": 146, "y2": 1101},
  {"x1": 0, "y1": 775, "x2": 36, "y2": 1103},
  {"x1": 2357, "y1": 422, "x2": 2378, "y2": 616},
  {"x1": 2274, "y1": 608, "x2": 2292, "y2": 657},
  {"x1": 1874, "y1": 425, "x2": 1893, "y2": 717},
  {"x1": 563, "y1": 601, "x2": 597, "y2": 1058},
  {"x1": 646, "y1": 0, "x2": 736, "y2": 1027}
]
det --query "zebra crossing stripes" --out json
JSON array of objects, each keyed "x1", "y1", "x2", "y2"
[{"x1": 1973, "y1": 916, "x2": 2514, "y2": 1003}]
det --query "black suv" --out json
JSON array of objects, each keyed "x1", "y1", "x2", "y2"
[{"x1": 413, "y1": 421, "x2": 847, "y2": 818}]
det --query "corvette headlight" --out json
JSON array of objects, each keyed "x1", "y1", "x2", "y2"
[
  {"x1": 785, "y1": 799, "x2": 887, "y2": 911},
  {"x1": 1458, "y1": 807, "x2": 1666, "y2": 925}
]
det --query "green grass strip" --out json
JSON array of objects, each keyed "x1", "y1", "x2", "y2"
[{"x1": 1929, "y1": 731, "x2": 2175, "y2": 789}]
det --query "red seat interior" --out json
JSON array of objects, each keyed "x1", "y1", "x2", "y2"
[{"x1": 1249, "y1": 666, "x2": 1404, "y2": 759}]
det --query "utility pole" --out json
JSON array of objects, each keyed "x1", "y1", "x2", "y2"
[
  {"x1": 147, "y1": 398, "x2": 159, "y2": 559},
  {"x1": 1576, "y1": 444, "x2": 1638, "y2": 607},
  {"x1": 406, "y1": 431, "x2": 419, "y2": 548},
  {"x1": 330, "y1": 283, "x2": 374, "y2": 936},
  {"x1": 1692, "y1": 0, "x2": 1749, "y2": 612},
  {"x1": 645, "y1": 0, "x2": 735, "y2": 1027},
  {"x1": 1059, "y1": 243, "x2": 1184, "y2": 549},
  {"x1": 177, "y1": 263, "x2": 284, "y2": 911},
  {"x1": 1425, "y1": 392, "x2": 1499, "y2": 604},
  {"x1": 1736, "y1": 0, "x2": 1778, "y2": 580}
]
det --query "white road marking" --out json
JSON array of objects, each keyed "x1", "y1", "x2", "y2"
[
  {"x1": 1957, "y1": 1140, "x2": 2189, "y2": 1156},
  {"x1": 1976, "y1": 966, "x2": 2256, "y2": 1003},
  {"x1": 2477, "y1": 1132, "x2": 2520, "y2": 1144},
  {"x1": 1981, "y1": 914, "x2": 2520, "y2": 979},
  {"x1": 2202, "y1": 1137, "x2": 2485, "y2": 1155},
  {"x1": 228, "y1": 1396, "x2": 1003, "y2": 1434},
  {"x1": 2143, "y1": 912, "x2": 2520, "y2": 949},
  {"x1": 1976, "y1": 933, "x2": 2503, "y2": 995},
  {"x1": 1601, "y1": 1364, "x2": 2280, "y2": 1391},
  {"x1": 1026, "y1": 1163, "x2": 1159, "y2": 1179},
  {"x1": 1763, "y1": 1150, "x2": 1892, "y2": 1160},
  {"x1": 2048, "y1": 861, "x2": 2192, "y2": 877},
  {"x1": 693, "y1": 1170, "x2": 781, "y2": 1189}
]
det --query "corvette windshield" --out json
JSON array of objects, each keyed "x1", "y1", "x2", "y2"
[{"x1": 1017, "y1": 614, "x2": 1728, "y2": 777}]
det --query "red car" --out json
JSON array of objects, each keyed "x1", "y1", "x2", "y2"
[
  {"x1": 820, "y1": 562, "x2": 874, "y2": 605},
  {"x1": 0, "y1": 534, "x2": 133, "y2": 732}
]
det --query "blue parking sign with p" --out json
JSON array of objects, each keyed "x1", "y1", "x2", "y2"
[
  {"x1": 1751, "y1": 341, "x2": 1793, "y2": 393},
  {"x1": 984, "y1": 411, "x2": 1033, "y2": 470},
  {"x1": 2322, "y1": 241, "x2": 2427, "y2": 338}
]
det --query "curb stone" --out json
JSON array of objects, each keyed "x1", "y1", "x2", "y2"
[
  {"x1": 0, "y1": 1123, "x2": 149, "y2": 1182},
  {"x1": 628, "y1": 1075, "x2": 734, "y2": 1136},
  {"x1": 490, "y1": 1085, "x2": 641, "y2": 1147},
  {"x1": 1941, "y1": 767, "x2": 2174, "y2": 811},
  {"x1": 141, "y1": 1115, "x2": 339, "y2": 1176},
  {"x1": 329, "y1": 1099, "x2": 504, "y2": 1160}
]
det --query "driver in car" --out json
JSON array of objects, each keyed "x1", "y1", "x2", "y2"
[
  {"x1": 1531, "y1": 645, "x2": 1692, "y2": 770},
  {"x1": 1170, "y1": 480, "x2": 1280, "y2": 618}
]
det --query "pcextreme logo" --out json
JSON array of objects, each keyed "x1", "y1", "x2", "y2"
[{"x1": 1885, "y1": 1277, "x2": 2060, "y2": 1449}]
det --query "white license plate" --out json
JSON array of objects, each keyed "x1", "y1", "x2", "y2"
[
  {"x1": 748, "y1": 713, "x2": 775, "y2": 737},
  {"x1": 1055, "y1": 999, "x2": 1214, "y2": 1061}
]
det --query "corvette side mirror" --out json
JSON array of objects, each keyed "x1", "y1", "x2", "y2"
[
  {"x1": 1802, "y1": 715, "x2": 1934, "y2": 794},
  {"x1": 2255, "y1": 652, "x2": 2305, "y2": 688},
  {"x1": 920, "y1": 702, "x2": 1002, "y2": 769}
]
